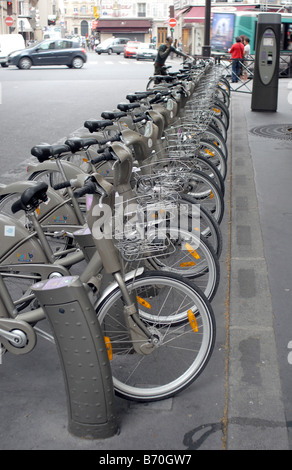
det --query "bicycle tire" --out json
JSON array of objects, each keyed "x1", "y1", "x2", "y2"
[
  {"x1": 198, "y1": 139, "x2": 227, "y2": 181},
  {"x1": 210, "y1": 115, "x2": 227, "y2": 142},
  {"x1": 146, "y1": 77, "x2": 156, "y2": 91},
  {"x1": 215, "y1": 85, "x2": 230, "y2": 108},
  {"x1": 179, "y1": 151, "x2": 225, "y2": 194},
  {"x1": 180, "y1": 193, "x2": 223, "y2": 258},
  {"x1": 97, "y1": 270, "x2": 216, "y2": 401},
  {"x1": 211, "y1": 100, "x2": 229, "y2": 130},
  {"x1": 147, "y1": 227, "x2": 220, "y2": 301},
  {"x1": 204, "y1": 123, "x2": 228, "y2": 160},
  {"x1": 186, "y1": 169, "x2": 225, "y2": 224}
]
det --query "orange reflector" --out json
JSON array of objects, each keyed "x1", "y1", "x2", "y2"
[
  {"x1": 83, "y1": 158, "x2": 88, "y2": 162},
  {"x1": 136, "y1": 296, "x2": 151, "y2": 309},
  {"x1": 185, "y1": 243, "x2": 200, "y2": 259},
  {"x1": 210, "y1": 191, "x2": 214, "y2": 199},
  {"x1": 188, "y1": 309, "x2": 198, "y2": 332},
  {"x1": 180, "y1": 261, "x2": 196, "y2": 267},
  {"x1": 213, "y1": 107, "x2": 221, "y2": 114},
  {"x1": 35, "y1": 207, "x2": 40, "y2": 216},
  {"x1": 104, "y1": 336, "x2": 113, "y2": 360},
  {"x1": 204, "y1": 148, "x2": 215, "y2": 157}
]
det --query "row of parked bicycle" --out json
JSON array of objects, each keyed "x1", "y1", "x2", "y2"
[{"x1": 0, "y1": 58, "x2": 230, "y2": 403}]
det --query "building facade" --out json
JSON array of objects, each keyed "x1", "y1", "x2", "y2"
[
  {"x1": 0, "y1": 0, "x2": 290, "y2": 53},
  {"x1": 61, "y1": 0, "x2": 174, "y2": 45}
]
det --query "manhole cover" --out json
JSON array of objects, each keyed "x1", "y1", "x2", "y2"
[{"x1": 249, "y1": 124, "x2": 292, "y2": 140}]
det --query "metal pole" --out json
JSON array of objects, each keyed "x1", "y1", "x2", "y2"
[{"x1": 202, "y1": 0, "x2": 211, "y2": 58}]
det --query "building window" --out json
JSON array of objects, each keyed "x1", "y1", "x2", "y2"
[{"x1": 137, "y1": 3, "x2": 146, "y2": 17}]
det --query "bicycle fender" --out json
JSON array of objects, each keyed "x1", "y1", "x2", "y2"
[
  {"x1": 26, "y1": 160, "x2": 88, "y2": 180},
  {"x1": 94, "y1": 267, "x2": 144, "y2": 310},
  {"x1": 0, "y1": 181, "x2": 80, "y2": 226}
]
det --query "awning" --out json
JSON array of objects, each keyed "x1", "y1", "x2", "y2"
[
  {"x1": 18, "y1": 18, "x2": 33, "y2": 32},
  {"x1": 97, "y1": 19, "x2": 151, "y2": 33},
  {"x1": 175, "y1": 7, "x2": 191, "y2": 19},
  {"x1": 183, "y1": 6, "x2": 208, "y2": 24}
]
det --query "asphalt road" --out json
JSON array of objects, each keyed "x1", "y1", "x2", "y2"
[{"x1": 0, "y1": 52, "x2": 173, "y2": 182}]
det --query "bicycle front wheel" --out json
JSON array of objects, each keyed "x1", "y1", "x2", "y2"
[{"x1": 97, "y1": 271, "x2": 216, "y2": 401}]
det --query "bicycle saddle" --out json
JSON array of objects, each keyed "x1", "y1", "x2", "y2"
[
  {"x1": 84, "y1": 119, "x2": 113, "y2": 133},
  {"x1": 116, "y1": 102, "x2": 140, "y2": 112},
  {"x1": 100, "y1": 110, "x2": 127, "y2": 120},
  {"x1": 11, "y1": 182, "x2": 48, "y2": 213},
  {"x1": 31, "y1": 143, "x2": 70, "y2": 162}
]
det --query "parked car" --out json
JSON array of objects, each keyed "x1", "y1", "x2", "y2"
[
  {"x1": 95, "y1": 37, "x2": 130, "y2": 55},
  {"x1": 136, "y1": 43, "x2": 157, "y2": 61},
  {"x1": 8, "y1": 39, "x2": 87, "y2": 69},
  {"x1": 0, "y1": 34, "x2": 25, "y2": 67},
  {"x1": 124, "y1": 41, "x2": 141, "y2": 58}
]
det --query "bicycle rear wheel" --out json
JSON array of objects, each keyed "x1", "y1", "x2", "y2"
[{"x1": 97, "y1": 271, "x2": 216, "y2": 401}]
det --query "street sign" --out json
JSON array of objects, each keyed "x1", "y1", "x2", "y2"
[
  {"x1": 169, "y1": 18, "x2": 177, "y2": 28},
  {"x1": 93, "y1": 6, "x2": 99, "y2": 19},
  {"x1": 5, "y1": 16, "x2": 14, "y2": 27}
]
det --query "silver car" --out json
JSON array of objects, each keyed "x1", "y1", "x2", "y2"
[
  {"x1": 136, "y1": 43, "x2": 157, "y2": 61},
  {"x1": 95, "y1": 37, "x2": 130, "y2": 55}
]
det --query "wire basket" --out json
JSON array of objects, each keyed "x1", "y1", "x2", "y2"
[
  {"x1": 131, "y1": 158, "x2": 193, "y2": 194},
  {"x1": 113, "y1": 191, "x2": 178, "y2": 262}
]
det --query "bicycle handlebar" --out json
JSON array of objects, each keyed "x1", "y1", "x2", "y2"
[
  {"x1": 64, "y1": 137, "x2": 99, "y2": 153},
  {"x1": 97, "y1": 134, "x2": 121, "y2": 147},
  {"x1": 74, "y1": 180, "x2": 102, "y2": 199},
  {"x1": 53, "y1": 181, "x2": 72, "y2": 191},
  {"x1": 91, "y1": 147, "x2": 116, "y2": 164}
]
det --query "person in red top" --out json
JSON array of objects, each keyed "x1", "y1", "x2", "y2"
[{"x1": 229, "y1": 37, "x2": 244, "y2": 83}]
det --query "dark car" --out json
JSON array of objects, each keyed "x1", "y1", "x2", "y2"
[{"x1": 8, "y1": 39, "x2": 87, "y2": 69}]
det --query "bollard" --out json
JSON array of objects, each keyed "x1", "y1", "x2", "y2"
[{"x1": 31, "y1": 275, "x2": 118, "y2": 439}]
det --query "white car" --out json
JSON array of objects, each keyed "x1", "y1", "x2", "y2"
[{"x1": 136, "y1": 43, "x2": 157, "y2": 61}]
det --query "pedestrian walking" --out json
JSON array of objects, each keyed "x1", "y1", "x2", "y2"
[
  {"x1": 229, "y1": 36, "x2": 244, "y2": 83},
  {"x1": 154, "y1": 36, "x2": 191, "y2": 77}
]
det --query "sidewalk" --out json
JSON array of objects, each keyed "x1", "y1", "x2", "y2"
[
  {"x1": 226, "y1": 79, "x2": 291, "y2": 450},
  {"x1": 0, "y1": 78, "x2": 291, "y2": 451}
]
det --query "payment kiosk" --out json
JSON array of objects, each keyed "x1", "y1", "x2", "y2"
[{"x1": 251, "y1": 13, "x2": 281, "y2": 112}]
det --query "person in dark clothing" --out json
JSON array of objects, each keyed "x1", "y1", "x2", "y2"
[{"x1": 154, "y1": 36, "x2": 191, "y2": 76}]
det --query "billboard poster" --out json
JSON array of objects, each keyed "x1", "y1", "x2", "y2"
[{"x1": 211, "y1": 13, "x2": 235, "y2": 52}]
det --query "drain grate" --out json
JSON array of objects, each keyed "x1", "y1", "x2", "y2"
[{"x1": 249, "y1": 124, "x2": 292, "y2": 140}]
